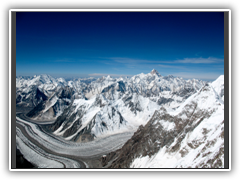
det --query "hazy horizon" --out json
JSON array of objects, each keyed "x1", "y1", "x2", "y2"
[{"x1": 16, "y1": 70, "x2": 221, "y2": 82}]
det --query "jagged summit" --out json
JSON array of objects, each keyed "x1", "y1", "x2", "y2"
[
  {"x1": 150, "y1": 69, "x2": 161, "y2": 76},
  {"x1": 106, "y1": 75, "x2": 112, "y2": 79}
]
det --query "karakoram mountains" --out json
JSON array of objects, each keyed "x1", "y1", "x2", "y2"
[{"x1": 16, "y1": 69, "x2": 224, "y2": 168}]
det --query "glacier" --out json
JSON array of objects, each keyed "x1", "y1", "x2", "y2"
[{"x1": 15, "y1": 70, "x2": 225, "y2": 169}]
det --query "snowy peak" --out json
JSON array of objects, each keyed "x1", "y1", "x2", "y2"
[
  {"x1": 150, "y1": 69, "x2": 161, "y2": 76},
  {"x1": 16, "y1": 71, "x2": 206, "y2": 119},
  {"x1": 106, "y1": 75, "x2": 112, "y2": 79},
  {"x1": 37, "y1": 74, "x2": 56, "y2": 85},
  {"x1": 103, "y1": 80, "x2": 224, "y2": 168},
  {"x1": 212, "y1": 75, "x2": 224, "y2": 87},
  {"x1": 211, "y1": 75, "x2": 224, "y2": 102}
]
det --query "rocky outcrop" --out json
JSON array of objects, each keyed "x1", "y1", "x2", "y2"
[
  {"x1": 26, "y1": 86, "x2": 76, "y2": 120},
  {"x1": 101, "y1": 108, "x2": 177, "y2": 168},
  {"x1": 16, "y1": 148, "x2": 36, "y2": 168},
  {"x1": 101, "y1": 84, "x2": 224, "y2": 168}
]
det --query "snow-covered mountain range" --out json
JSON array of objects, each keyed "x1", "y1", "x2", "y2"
[
  {"x1": 16, "y1": 70, "x2": 224, "y2": 168},
  {"x1": 16, "y1": 70, "x2": 206, "y2": 139},
  {"x1": 104, "y1": 79, "x2": 224, "y2": 168}
]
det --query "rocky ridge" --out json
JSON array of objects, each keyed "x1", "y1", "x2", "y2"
[
  {"x1": 101, "y1": 79, "x2": 224, "y2": 168},
  {"x1": 16, "y1": 71, "x2": 213, "y2": 146}
]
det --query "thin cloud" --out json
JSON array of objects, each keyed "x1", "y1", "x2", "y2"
[
  {"x1": 174, "y1": 57, "x2": 224, "y2": 64},
  {"x1": 110, "y1": 57, "x2": 223, "y2": 65}
]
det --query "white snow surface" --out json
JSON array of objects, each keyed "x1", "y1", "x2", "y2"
[
  {"x1": 53, "y1": 92, "x2": 160, "y2": 140},
  {"x1": 211, "y1": 75, "x2": 224, "y2": 102},
  {"x1": 159, "y1": 120, "x2": 175, "y2": 131},
  {"x1": 116, "y1": 93, "x2": 160, "y2": 127},
  {"x1": 131, "y1": 77, "x2": 224, "y2": 168}
]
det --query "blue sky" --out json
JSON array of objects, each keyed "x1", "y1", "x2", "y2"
[{"x1": 16, "y1": 12, "x2": 224, "y2": 81}]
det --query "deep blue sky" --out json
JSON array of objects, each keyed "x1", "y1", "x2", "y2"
[{"x1": 16, "y1": 12, "x2": 224, "y2": 80}]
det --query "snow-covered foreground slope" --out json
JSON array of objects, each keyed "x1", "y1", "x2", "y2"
[
  {"x1": 102, "y1": 78, "x2": 224, "y2": 168},
  {"x1": 130, "y1": 84, "x2": 224, "y2": 168}
]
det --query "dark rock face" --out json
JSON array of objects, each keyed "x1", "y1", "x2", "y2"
[
  {"x1": 62, "y1": 116, "x2": 81, "y2": 138},
  {"x1": 117, "y1": 81, "x2": 126, "y2": 92},
  {"x1": 17, "y1": 86, "x2": 49, "y2": 109},
  {"x1": 57, "y1": 86, "x2": 75, "y2": 99},
  {"x1": 122, "y1": 95, "x2": 132, "y2": 103},
  {"x1": 122, "y1": 95, "x2": 143, "y2": 114},
  {"x1": 25, "y1": 86, "x2": 75, "y2": 119},
  {"x1": 101, "y1": 151, "x2": 119, "y2": 167},
  {"x1": 163, "y1": 75, "x2": 174, "y2": 80},
  {"x1": 102, "y1": 109, "x2": 173, "y2": 168},
  {"x1": 42, "y1": 102, "x2": 97, "y2": 142},
  {"x1": 42, "y1": 104, "x2": 75, "y2": 132},
  {"x1": 16, "y1": 148, "x2": 35, "y2": 168},
  {"x1": 177, "y1": 87, "x2": 195, "y2": 98},
  {"x1": 93, "y1": 96, "x2": 106, "y2": 107},
  {"x1": 26, "y1": 101, "x2": 46, "y2": 118},
  {"x1": 71, "y1": 118, "x2": 96, "y2": 142},
  {"x1": 16, "y1": 94, "x2": 22, "y2": 104},
  {"x1": 100, "y1": 100, "x2": 214, "y2": 168},
  {"x1": 150, "y1": 69, "x2": 161, "y2": 76},
  {"x1": 36, "y1": 88, "x2": 48, "y2": 102},
  {"x1": 157, "y1": 97, "x2": 174, "y2": 105},
  {"x1": 16, "y1": 105, "x2": 33, "y2": 113},
  {"x1": 220, "y1": 88, "x2": 224, "y2": 98},
  {"x1": 118, "y1": 111, "x2": 124, "y2": 124}
]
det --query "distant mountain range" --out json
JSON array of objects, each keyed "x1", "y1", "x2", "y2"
[{"x1": 16, "y1": 70, "x2": 224, "y2": 168}]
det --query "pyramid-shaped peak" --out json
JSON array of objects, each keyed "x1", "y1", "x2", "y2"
[
  {"x1": 106, "y1": 75, "x2": 112, "y2": 79},
  {"x1": 150, "y1": 69, "x2": 161, "y2": 76}
]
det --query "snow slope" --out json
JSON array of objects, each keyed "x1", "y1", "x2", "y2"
[
  {"x1": 211, "y1": 75, "x2": 224, "y2": 102},
  {"x1": 130, "y1": 82, "x2": 224, "y2": 168}
]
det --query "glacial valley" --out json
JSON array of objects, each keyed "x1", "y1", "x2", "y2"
[{"x1": 15, "y1": 70, "x2": 225, "y2": 168}]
